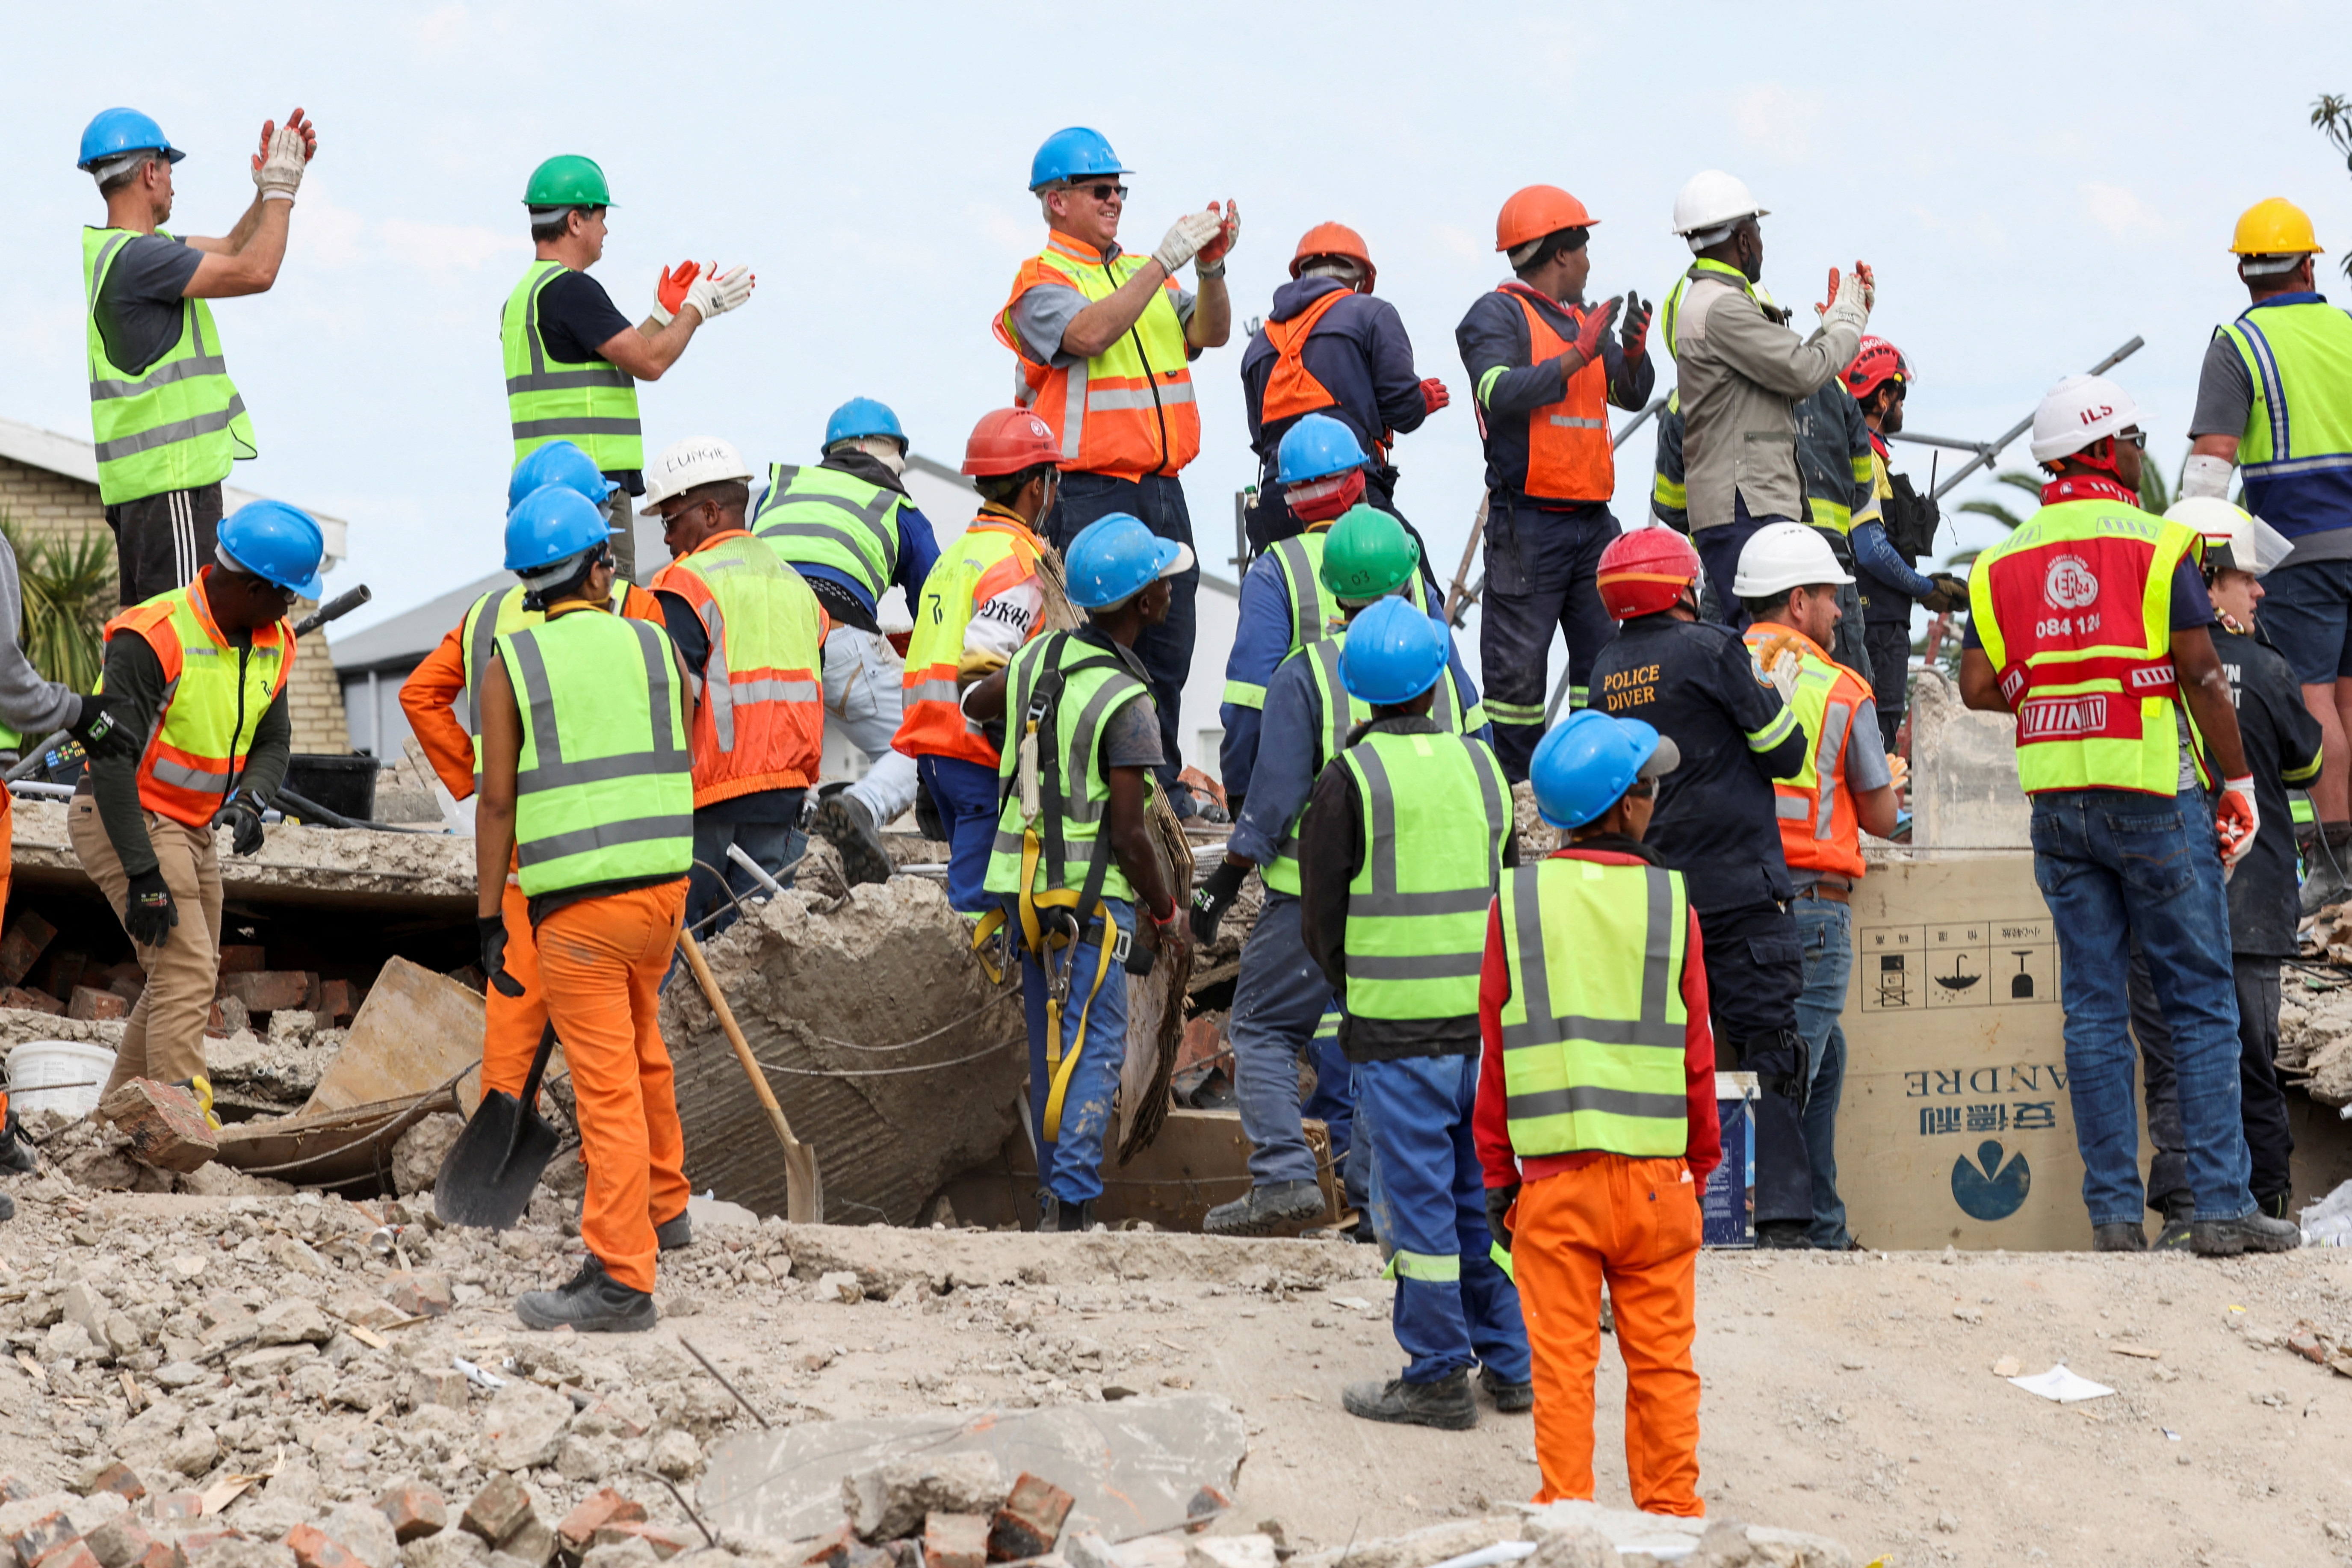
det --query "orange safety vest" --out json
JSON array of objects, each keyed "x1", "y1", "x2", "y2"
[
  {"x1": 1260, "y1": 286, "x2": 1352, "y2": 423},
  {"x1": 895, "y1": 513, "x2": 1048, "y2": 767},
  {"x1": 107, "y1": 569, "x2": 295, "y2": 830},
  {"x1": 1743, "y1": 624, "x2": 1870, "y2": 881},
  {"x1": 995, "y1": 233, "x2": 1200, "y2": 481},
  {"x1": 649, "y1": 529, "x2": 827, "y2": 808},
  {"x1": 1504, "y1": 285, "x2": 1613, "y2": 503}
]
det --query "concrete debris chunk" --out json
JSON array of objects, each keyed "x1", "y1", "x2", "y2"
[
  {"x1": 315, "y1": 1506, "x2": 400, "y2": 1568},
  {"x1": 83, "y1": 1516, "x2": 158, "y2": 1568},
  {"x1": 392, "y1": 1115, "x2": 466, "y2": 1197},
  {"x1": 398, "y1": 1530, "x2": 489, "y2": 1568},
  {"x1": 843, "y1": 1452, "x2": 1006, "y2": 1542},
  {"x1": 482, "y1": 1381, "x2": 574, "y2": 1471},
  {"x1": 97, "y1": 1080, "x2": 219, "y2": 1172},
  {"x1": 1185, "y1": 1538, "x2": 1279, "y2": 1568},
  {"x1": 254, "y1": 1298, "x2": 332, "y2": 1346}
]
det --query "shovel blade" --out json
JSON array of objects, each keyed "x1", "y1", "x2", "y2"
[
  {"x1": 785, "y1": 1139, "x2": 824, "y2": 1225},
  {"x1": 433, "y1": 1090, "x2": 561, "y2": 1230}
]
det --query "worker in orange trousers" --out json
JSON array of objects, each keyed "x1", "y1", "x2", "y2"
[{"x1": 1476, "y1": 710, "x2": 1721, "y2": 1516}]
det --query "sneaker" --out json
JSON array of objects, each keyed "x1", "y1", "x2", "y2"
[
  {"x1": 812, "y1": 792, "x2": 892, "y2": 887},
  {"x1": 1477, "y1": 1366, "x2": 1533, "y2": 1413},
  {"x1": 1203, "y1": 1179, "x2": 1325, "y2": 1237},
  {"x1": 1040, "y1": 1196, "x2": 1097, "y2": 1233},
  {"x1": 1342, "y1": 1370, "x2": 1477, "y2": 1430},
  {"x1": 515, "y1": 1257, "x2": 658, "y2": 1333},
  {"x1": 655, "y1": 1212, "x2": 693, "y2": 1251},
  {"x1": 2092, "y1": 1222, "x2": 2148, "y2": 1252},
  {"x1": 1754, "y1": 1220, "x2": 1810, "y2": 1250},
  {"x1": 2191, "y1": 1211, "x2": 2304, "y2": 1257},
  {"x1": 2301, "y1": 853, "x2": 2350, "y2": 918}
]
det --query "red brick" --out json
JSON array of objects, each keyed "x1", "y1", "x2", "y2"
[
  {"x1": 6, "y1": 1512, "x2": 80, "y2": 1568},
  {"x1": 96, "y1": 1080, "x2": 218, "y2": 1172},
  {"x1": 317, "y1": 979, "x2": 355, "y2": 1025},
  {"x1": 556, "y1": 1491, "x2": 644, "y2": 1550},
  {"x1": 34, "y1": 1541, "x2": 101, "y2": 1568},
  {"x1": 924, "y1": 1515, "x2": 989, "y2": 1568},
  {"x1": 106, "y1": 974, "x2": 145, "y2": 1006},
  {"x1": 459, "y1": 1476, "x2": 532, "y2": 1544},
  {"x1": 990, "y1": 1474, "x2": 1074, "y2": 1561},
  {"x1": 68, "y1": 986, "x2": 127, "y2": 1022},
  {"x1": 375, "y1": 1484, "x2": 447, "y2": 1544},
  {"x1": 217, "y1": 970, "x2": 309, "y2": 1013},
  {"x1": 796, "y1": 1525, "x2": 854, "y2": 1568},
  {"x1": 591, "y1": 1524, "x2": 690, "y2": 1561},
  {"x1": 133, "y1": 1544, "x2": 176, "y2": 1568},
  {"x1": 38, "y1": 948, "x2": 87, "y2": 1002},
  {"x1": 1, "y1": 986, "x2": 64, "y2": 1015},
  {"x1": 174, "y1": 1529, "x2": 252, "y2": 1566},
  {"x1": 80, "y1": 1461, "x2": 148, "y2": 1502},
  {"x1": 0, "y1": 910, "x2": 57, "y2": 985},
  {"x1": 284, "y1": 1525, "x2": 360, "y2": 1568},
  {"x1": 216, "y1": 945, "x2": 266, "y2": 974}
]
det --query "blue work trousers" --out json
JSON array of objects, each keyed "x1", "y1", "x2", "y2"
[
  {"x1": 1045, "y1": 472, "x2": 1197, "y2": 803},
  {"x1": 1018, "y1": 896, "x2": 1132, "y2": 1205},
  {"x1": 1358, "y1": 1053, "x2": 1531, "y2": 1384},
  {"x1": 685, "y1": 806, "x2": 806, "y2": 939},
  {"x1": 1478, "y1": 498, "x2": 1622, "y2": 781},
  {"x1": 1230, "y1": 893, "x2": 1338, "y2": 1187},
  {"x1": 919, "y1": 754, "x2": 1002, "y2": 916},
  {"x1": 1792, "y1": 896, "x2": 1854, "y2": 1249},
  {"x1": 2029, "y1": 789, "x2": 2254, "y2": 1226}
]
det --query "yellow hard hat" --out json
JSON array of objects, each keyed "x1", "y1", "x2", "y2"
[{"x1": 2230, "y1": 197, "x2": 2324, "y2": 257}]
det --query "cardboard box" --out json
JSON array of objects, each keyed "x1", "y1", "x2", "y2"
[{"x1": 1702, "y1": 1073, "x2": 1757, "y2": 1248}]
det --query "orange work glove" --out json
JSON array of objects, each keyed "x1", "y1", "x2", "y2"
[
  {"x1": 1419, "y1": 378, "x2": 1451, "y2": 414},
  {"x1": 1197, "y1": 199, "x2": 1241, "y2": 270},
  {"x1": 653, "y1": 260, "x2": 703, "y2": 326},
  {"x1": 1566, "y1": 295, "x2": 1624, "y2": 375},
  {"x1": 2216, "y1": 775, "x2": 2258, "y2": 876}
]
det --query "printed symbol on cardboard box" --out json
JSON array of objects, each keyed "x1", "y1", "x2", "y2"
[{"x1": 1951, "y1": 1139, "x2": 2031, "y2": 1220}]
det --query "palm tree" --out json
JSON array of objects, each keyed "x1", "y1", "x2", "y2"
[
  {"x1": 0, "y1": 515, "x2": 117, "y2": 693},
  {"x1": 2317, "y1": 94, "x2": 2352, "y2": 281}
]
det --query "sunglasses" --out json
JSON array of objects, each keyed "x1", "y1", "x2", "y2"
[
  {"x1": 2118, "y1": 428, "x2": 2148, "y2": 450},
  {"x1": 1075, "y1": 182, "x2": 1126, "y2": 202}
]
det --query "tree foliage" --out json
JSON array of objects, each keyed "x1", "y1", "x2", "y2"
[{"x1": 0, "y1": 516, "x2": 117, "y2": 696}]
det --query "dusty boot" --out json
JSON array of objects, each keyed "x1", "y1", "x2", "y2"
[
  {"x1": 1754, "y1": 1220, "x2": 1810, "y2": 1250},
  {"x1": 2301, "y1": 843, "x2": 2351, "y2": 917},
  {"x1": 0, "y1": 1111, "x2": 33, "y2": 1175},
  {"x1": 2092, "y1": 1222, "x2": 2148, "y2": 1252},
  {"x1": 813, "y1": 788, "x2": 892, "y2": 887},
  {"x1": 2257, "y1": 1191, "x2": 2293, "y2": 1220},
  {"x1": 515, "y1": 1258, "x2": 658, "y2": 1333},
  {"x1": 1343, "y1": 1370, "x2": 1478, "y2": 1430},
  {"x1": 2149, "y1": 1197, "x2": 2194, "y2": 1252},
  {"x1": 1477, "y1": 1366, "x2": 1533, "y2": 1413},
  {"x1": 655, "y1": 1212, "x2": 693, "y2": 1251},
  {"x1": 2191, "y1": 1211, "x2": 2303, "y2": 1257},
  {"x1": 1039, "y1": 1196, "x2": 1098, "y2": 1233},
  {"x1": 1203, "y1": 1179, "x2": 1325, "y2": 1237}
]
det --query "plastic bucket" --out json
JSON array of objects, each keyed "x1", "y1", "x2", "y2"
[{"x1": 6, "y1": 1040, "x2": 117, "y2": 1120}]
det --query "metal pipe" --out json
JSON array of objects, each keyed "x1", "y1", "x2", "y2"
[{"x1": 1888, "y1": 431, "x2": 1997, "y2": 455}]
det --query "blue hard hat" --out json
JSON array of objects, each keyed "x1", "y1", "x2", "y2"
[
  {"x1": 78, "y1": 108, "x2": 185, "y2": 172},
  {"x1": 1338, "y1": 597, "x2": 1450, "y2": 707},
  {"x1": 1530, "y1": 710, "x2": 1676, "y2": 830},
  {"x1": 507, "y1": 440, "x2": 619, "y2": 514},
  {"x1": 217, "y1": 500, "x2": 326, "y2": 601},
  {"x1": 1030, "y1": 127, "x2": 1130, "y2": 192},
  {"x1": 504, "y1": 484, "x2": 611, "y2": 573},
  {"x1": 1064, "y1": 513, "x2": 1191, "y2": 610},
  {"x1": 1276, "y1": 413, "x2": 1368, "y2": 485},
  {"x1": 823, "y1": 397, "x2": 906, "y2": 455}
]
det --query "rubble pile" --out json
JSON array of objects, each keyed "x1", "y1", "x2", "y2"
[{"x1": 2279, "y1": 911, "x2": 2352, "y2": 1105}]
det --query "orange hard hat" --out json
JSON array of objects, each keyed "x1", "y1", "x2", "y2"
[
  {"x1": 961, "y1": 407, "x2": 1063, "y2": 476},
  {"x1": 1495, "y1": 185, "x2": 1599, "y2": 253},
  {"x1": 1290, "y1": 221, "x2": 1377, "y2": 292}
]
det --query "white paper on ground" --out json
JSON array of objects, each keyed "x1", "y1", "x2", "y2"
[{"x1": 2007, "y1": 1363, "x2": 2115, "y2": 1402}]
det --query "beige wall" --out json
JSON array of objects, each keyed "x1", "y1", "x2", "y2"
[{"x1": 0, "y1": 453, "x2": 350, "y2": 753}]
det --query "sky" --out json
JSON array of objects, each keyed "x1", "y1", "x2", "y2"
[{"x1": 5, "y1": 0, "x2": 2350, "y2": 649}]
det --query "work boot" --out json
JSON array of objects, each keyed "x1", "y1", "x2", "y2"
[
  {"x1": 2301, "y1": 852, "x2": 2351, "y2": 917},
  {"x1": 0, "y1": 1111, "x2": 33, "y2": 1175},
  {"x1": 1203, "y1": 1180, "x2": 1325, "y2": 1237},
  {"x1": 2150, "y1": 1199, "x2": 2195, "y2": 1252},
  {"x1": 1342, "y1": 1370, "x2": 1478, "y2": 1430},
  {"x1": 655, "y1": 1212, "x2": 693, "y2": 1251},
  {"x1": 2257, "y1": 1190, "x2": 2293, "y2": 1221},
  {"x1": 2191, "y1": 1211, "x2": 2303, "y2": 1257},
  {"x1": 813, "y1": 788, "x2": 892, "y2": 887},
  {"x1": 0, "y1": 1193, "x2": 14, "y2": 1223},
  {"x1": 1477, "y1": 1366, "x2": 1534, "y2": 1413},
  {"x1": 1754, "y1": 1220, "x2": 1810, "y2": 1250},
  {"x1": 515, "y1": 1257, "x2": 658, "y2": 1333},
  {"x1": 2092, "y1": 1222, "x2": 2148, "y2": 1252},
  {"x1": 1039, "y1": 1196, "x2": 1097, "y2": 1233}
]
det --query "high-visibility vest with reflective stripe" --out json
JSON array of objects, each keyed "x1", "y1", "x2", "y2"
[
  {"x1": 1336, "y1": 728, "x2": 1510, "y2": 1023},
  {"x1": 1741, "y1": 626, "x2": 1870, "y2": 880},
  {"x1": 1262, "y1": 631, "x2": 1477, "y2": 895},
  {"x1": 1492, "y1": 285, "x2": 1611, "y2": 504},
  {"x1": 105, "y1": 571, "x2": 293, "y2": 830},
  {"x1": 1225, "y1": 531, "x2": 1439, "y2": 712},
  {"x1": 895, "y1": 514, "x2": 1046, "y2": 767},
  {"x1": 83, "y1": 228, "x2": 254, "y2": 505},
  {"x1": 2217, "y1": 298, "x2": 2352, "y2": 540},
  {"x1": 649, "y1": 531, "x2": 826, "y2": 807},
  {"x1": 1260, "y1": 286, "x2": 1354, "y2": 427},
  {"x1": 751, "y1": 463, "x2": 905, "y2": 603},
  {"x1": 1497, "y1": 856, "x2": 1690, "y2": 1158},
  {"x1": 1968, "y1": 499, "x2": 2197, "y2": 796},
  {"x1": 457, "y1": 579, "x2": 648, "y2": 785},
  {"x1": 501, "y1": 260, "x2": 642, "y2": 472},
  {"x1": 499, "y1": 609, "x2": 692, "y2": 896},
  {"x1": 983, "y1": 632, "x2": 1156, "y2": 904},
  {"x1": 995, "y1": 235, "x2": 1199, "y2": 481}
]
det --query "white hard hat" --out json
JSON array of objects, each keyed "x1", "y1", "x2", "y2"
[
  {"x1": 1733, "y1": 521, "x2": 1853, "y2": 599},
  {"x1": 2028, "y1": 375, "x2": 2142, "y2": 465},
  {"x1": 2165, "y1": 496, "x2": 2295, "y2": 576},
  {"x1": 1672, "y1": 170, "x2": 1767, "y2": 247},
  {"x1": 641, "y1": 436, "x2": 755, "y2": 515}
]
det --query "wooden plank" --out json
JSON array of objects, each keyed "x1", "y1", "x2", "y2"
[{"x1": 302, "y1": 956, "x2": 498, "y2": 1117}]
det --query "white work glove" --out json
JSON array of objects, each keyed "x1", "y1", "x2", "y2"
[
  {"x1": 685, "y1": 264, "x2": 756, "y2": 321},
  {"x1": 253, "y1": 122, "x2": 308, "y2": 201},
  {"x1": 1152, "y1": 210, "x2": 1226, "y2": 275},
  {"x1": 1749, "y1": 631, "x2": 1804, "y2": 705},
  {"x1": 1816, "y1": 261, "x2": 1873, "y2": 337},
  {"x1": 2217, "y1": 775, "x2": 2258, "y2": 878}
]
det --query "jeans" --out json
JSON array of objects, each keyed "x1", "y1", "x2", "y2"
[
  {"x1": 1229, "y1": 894, "x2": 1336, "y2": 1187},
  {"x1": 1477, "y1": 498, "x2": 1623, "y2": 780},
  {"x1": 1044, "y1": 471, "x2": 1197, "y2": 800},
  {"x1": 686, "y1": 807, "x2": 807, "y2": 939},
  {"x1": 917, "y1": 754, "x2": 1001, "y2": 915},
  {"x1": 1792, "y1": 897, "x2": 1854, "y2": 1248},
  {"x1": 1017, "y1": 896, "x2": 1132, "y2": 1204},
  {"x1": 2028, "y1": 789, "x2": 2254, "y2": 1225}
]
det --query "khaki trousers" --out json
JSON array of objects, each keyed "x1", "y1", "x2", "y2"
[{"x1": 70, "y1": 795, "x2": 223, "y2": 1096}]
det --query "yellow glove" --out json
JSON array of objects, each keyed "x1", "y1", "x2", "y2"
[
  {"x1": 1749, "y1": 632, "x2": 1804, "y2": 704},
  {"x1": 1887, "y1": 755, "x2": 1910, "y2": 794},
  {"x1": 956, "y1": 649, "x2": 1009, "y2": 689}
]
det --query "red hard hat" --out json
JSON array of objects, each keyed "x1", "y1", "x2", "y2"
[
  {"x1": 1495, "y1": 185, "x2": 1599, "y2": 253},
  {"x1": 962, "y1": 408, "x2": 1062, "y2": 476},
  {"x1": 1843, "y1": 337, "x2": 1912, "y2": 401},
  {"x1": 1290, "y1": 221, "x2": 1377, "y2": 292},
  {"x1": 1596, "y1": 527, "x2": 1701, "y2": 620}
]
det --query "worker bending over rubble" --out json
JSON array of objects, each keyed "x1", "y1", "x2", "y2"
[
  {"x1": 475, "y1": 484, "x2": 697, "y2": 1330},
  {"x1": 75, "y1": 502, "x2": 323, "y2": 1127},
  {"x1": 966, "y1": 515, "x2": 1189, "y2": 1232}
]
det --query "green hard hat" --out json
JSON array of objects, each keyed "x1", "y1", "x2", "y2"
[
  {"x1": 1319, "y1": 504, "x2": 1421, "y2": 602},
  {"x1": 523, "y1": 154, "x2": 615, "y2": 210}
]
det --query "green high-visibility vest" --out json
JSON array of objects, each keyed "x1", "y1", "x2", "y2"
[
  {"x1": 984, "y1": 631, "x2": 1157, "y2": 904},
  {"x1": 2216, "y1": 298, "x2": 2352, "y2": 539},
  {"x1": 459, "y1": 579, "x2": 636, "y2": 785},
  {"x1": 83, "y1": 227, "x2": 255, "y2": 506},
  {"x1": 498, "y1": 609, "x2": 691, "y2": 897},
  {"x1": 501, "y1": 260, "x2": 643, "y2": 473},
  {"x1": 1336, "y1": 728, "x2": 1510, "y2": 1024},
  {"x1": 1221, "y1": 531, "x2": 1437, "y2": 712},
  {"x1": 1496, "y1": 856, "x2": 1691, "y2": 1158},
  {"x1": 751, "y1": 463, "x2": 905, "y2": 603}
]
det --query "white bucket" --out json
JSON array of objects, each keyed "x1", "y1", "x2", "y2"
[{"x1": 6, "y1": 1040, "x2": 117, "y2": 1120}]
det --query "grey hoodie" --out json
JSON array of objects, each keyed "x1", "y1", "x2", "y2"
[{"x1": 0, "y1": 532, "x2": 82, "y2": 742}]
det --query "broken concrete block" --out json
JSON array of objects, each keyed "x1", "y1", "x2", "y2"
[
  {"x1": 647, "y1": 1429, "x2": 699, "y2": 1481},
  {"x1": 382, "y1": 1272, "x2": 452, "y2": 1318},
  {"x1": 458, "y1": 1477, "x2": 532, "y2": 1546},
  {"x1": 554, "y1": 1491, "x2": 642, "y2": 1551},
  {"x1": 817, "y1": 1271, "x2": 864, "y2": 1305},
  {"x1": 0, "y1": 910, "x2": 58, "y2": 985},
  {"x1": 482, "y1": 1381, "x2": 573, "y2": 1471},
  {"x1": 1184, "y1": 1539, "x2": 1277, "y2": 1568},
  {"x1": 588, "y1": 1525, "x2": 690, "y2": 1562},
  {"x1": 96, "y1": 1081, "x2": 217, "y2": 1173},
  {"x1": 375, "y1": 1485, "x2": 447, "y2": 1544},
  {"x1": 160, "y1": 1425, "x2": 216, "y2": 1478},
  {"x1": 3, "y1": 985, "x2": 65, "y2": 1015},
  {"x1": 397, "y1": 1531, "x2": 488, "y2": 1568},
  {"x1": 925, "y1": 1515, "x2": 990, "y2": 1568},
  {"x1": 844, "y1": 1452, "x2": 1006, "y2": 1541},
  {"x1": 218, "y1": 971, "x2": 310, "y2": 1013},
  {"x1": 390, "y1": 1116, "x2": 464, "y2": 1199},
  {"x1": 314, "y1": 1506, "x2": 398, "y2": 1568},
  {"x1": 83, "y1": 1516, "x2": 156, "y2": 1568},
  {"x1": 990, "y1": 1474, "x2": 1075, "y2": 1561},
  {"x1": 577, "y1": 1541, "x2": 660, "y2": 1568},
  {"x1": 253, "y1": 1299, "x2": 331, "y2": 1347},
  {"x1": 493, "y1": 1517, "x2": 555, "y2": 1568},
  {"x1": 68, "y1": 985, "x2": 127, "y2": 1021}
]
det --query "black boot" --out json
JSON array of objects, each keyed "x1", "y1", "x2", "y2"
[
  {"x1": 1039, "y1": 1196, "x2": 1097, "y2": 1233},
  {"x1": 654, "y1": 1212, "x2": 693, "y2": 1251},
  {"x1": 1203, "y1": 1180, "x2": 1325, "y2": 1236},
  {"x1": 515, "y1": 1257, "x2": 657, "y2": 1332},
  {"x1": 2092, "y1": 1222, "x2": 2148, "y2": 1252},
  {"x1": 0, "y1": 1111, "x2": 33, "y2": 1175},
  {"x1": 1343, "y1": 1370, "x2": 1477, "y2": 1430},
  {"x1": 2149, "y1": 1197, "x2": 2194, "y2": 1252},
  {"x1": 813, "y1": 788, "x2": 892, "y2": 887},
  {"x1": 2191, "y1": 1211, "x2": 2302, "y2": 1257},
  {"x1": 1755, "y1": 1220, "x2": 1811, "y2": 1250},
  {"x1": 1477, "y1": 1366, "x2": 1533, "y2": 1413}
]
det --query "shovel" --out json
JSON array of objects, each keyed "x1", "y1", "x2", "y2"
[
  {"x1": 676, "y1": 929, "x2": 823, "y2": 1223},
  {"x1": 432, "y1": 1023, "x2": 561, "y2": 1229}
]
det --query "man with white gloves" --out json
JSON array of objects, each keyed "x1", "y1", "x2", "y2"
[{"x1": 502, "y1": 154, "x2": 756, "y2": 580}]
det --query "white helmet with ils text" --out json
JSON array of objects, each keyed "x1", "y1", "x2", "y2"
[
  {"x1": 641, "y1": 436, "x2": 756, "y2": 516},
  {"x1": 1733, "y1": 520, "x2": 1853, "y2": 598},
  {"x1": 2029, "y1": 375, "x2": 2142, "y2": 465},
  {"x1": 1672, "y1": 170, "x2": 1768, "y2": 248}
]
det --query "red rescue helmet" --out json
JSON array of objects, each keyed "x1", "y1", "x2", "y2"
[
  {"x1": 1843, "y1": 337, "x2": 1912, "y2": 402},
  {"x1": 1495, "y1": 185, "x2": 1599, "y2": 253},
  {"x1": 1290, "y1": 221, "x2": 1377, "y2": 292},
  {"x1": 1596, "y1": 527, "x2": 1702, "y2": 620},
  {"x1": 961, "y1": 408, "x2": 1063, "y2": 476}
]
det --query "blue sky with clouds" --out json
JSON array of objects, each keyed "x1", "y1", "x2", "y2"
[{"x1": 5, "y1": 1, "x2": 2349, "y2": 641}]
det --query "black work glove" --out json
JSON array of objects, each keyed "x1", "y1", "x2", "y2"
[
  {"x1": 1923, "y1": 573, "x2": 1970, "y2": 615},
  {"x1": 478, "y1": 914, "x2": 526, "y2": 998},
  {"x1": 1190, "y1": 859, "x2": 1249, "y2": 946},
  {"x1": 1485, "y1": 1183, "x2": 1521, "y2": 1253},
  {"x1": 211, "y1": 792, "x2": 266, "y2": 856},
  {"x1": 122, "y1": 867, "x2": 178, "y2": 949},
  {"x1": 1619, "y1": 289, "x2": 1653, "y2": 362},
  {"x1": 68, "y1": 692, "x2": 136, "y2": 761}
]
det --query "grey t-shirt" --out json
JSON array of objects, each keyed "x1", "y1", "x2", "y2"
[
  {"x1": 2189, "y1": 328, "x2": 2352, "y2": 562},
  {"x1": 92, "y1": 232, "x2": 202, "y2": 376},
  {"x1": 1008, "y1": 242, "x2": 1197, "y2": 372},
  {"x1": 1101, "y1": 692, "x2": 1164, "y2": 771},
  {"x1": 1788, "y1": 693, "x2": 1891, "y2": 892}
]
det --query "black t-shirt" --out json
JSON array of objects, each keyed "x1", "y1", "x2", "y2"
[
  {"x1": 93, "y1": 232, "x2": 203, "y2": 376},
  {"x1": 534, "y1": 269, "x2": 643, "y2": 494}
]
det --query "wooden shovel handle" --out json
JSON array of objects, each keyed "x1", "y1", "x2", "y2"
[{"x1": 677, "y1": 929, "x2": 804, "y2": 1153}]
